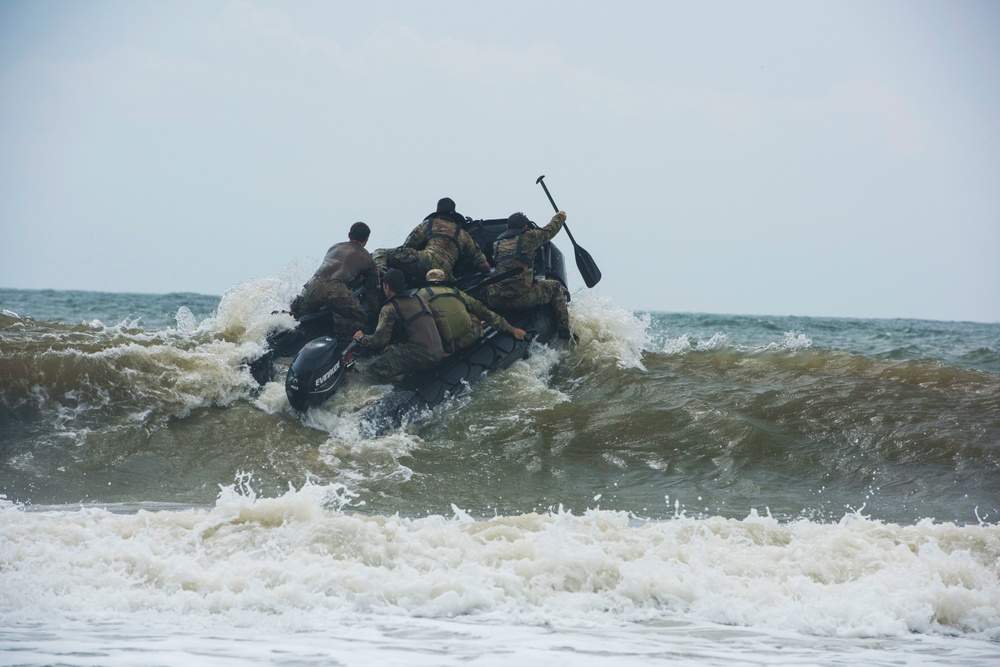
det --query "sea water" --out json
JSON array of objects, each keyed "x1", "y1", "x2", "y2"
[{"x1": 1, "y1": 283, "x2": 998, "y2": 666}]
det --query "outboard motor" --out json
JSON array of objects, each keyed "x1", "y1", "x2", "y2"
[{"x1": 285, "y1": 337, "x2": 355, "y2": 411}]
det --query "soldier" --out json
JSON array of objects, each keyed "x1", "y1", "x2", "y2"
[
  {"x1": 417, "y1": 269, "x2": 526, "y2": 355},
  {"x1": 352, "y1": 269, "x2": 444, "y2": 383},
  {"x1": 486, "y1": 210, "x2": 574, "y2": 340},
  {"x1": 289, "y1": 222, "x2": 379, "y2": 337},
  {"x1": 373, "y1": 197, "x2": 491, "y2": 282}
]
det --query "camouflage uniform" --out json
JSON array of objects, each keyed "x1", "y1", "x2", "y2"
[
  {"x1": 486, "y1": 212, "x2": 570, "y2": 331},
  {"x1": 290, "y1": 240, "x2": 379, "y2": 337},
  {"x1": 357, "y1": 293, "x2": 444, "y2": 383},
  {"x1": 417, "y1": 284, "x2": 513, "y2": 354},
  {"x1": 374, "y1": 212, "x2": 488, "y2": 282}
]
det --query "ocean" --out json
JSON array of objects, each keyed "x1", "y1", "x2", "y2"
[{"x1": 1, "y1": 283, "x2": 998, "y2": 666}]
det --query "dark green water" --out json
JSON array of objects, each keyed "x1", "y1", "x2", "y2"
[{"x1": 2, "y1": 287, "x2": 998, "y2": 525}]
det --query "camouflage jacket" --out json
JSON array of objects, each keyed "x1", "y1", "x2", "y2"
[
  {"x1": 403, "y1": 214, "x2": 488, "y2": 275},
  {"x1": 487, "y1": 212, "x2": 566, "y2": 300}
]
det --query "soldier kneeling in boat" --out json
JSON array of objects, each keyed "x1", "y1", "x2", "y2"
[
  {"x1": 418, "y1": 269, "x2": 526, "y2": 355},
  {"x1": 487, "y1": 210, "x2": 575, "y2": 340},
  {"x1": 256, "y1": 221, "x2": 377, "y2": 373},
  {"x1": 352, "y1": 269, "x2": 443, "y2": 383},
  {"x1": 373, "y1": 197, "x2": 491, "y2": 282},
  {"x1": 289, "y1": 222, "x2": 379, "y2": 337}
]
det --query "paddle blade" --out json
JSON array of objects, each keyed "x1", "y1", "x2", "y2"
[{"x1": 574, "y1": 245, "x2": 602, "y2": 288}]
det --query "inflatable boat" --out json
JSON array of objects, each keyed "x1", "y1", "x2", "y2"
[{"x1": 250, "y1": 215, "x2": 571, "y2": 434}]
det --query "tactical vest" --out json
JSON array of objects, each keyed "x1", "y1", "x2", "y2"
[
  {"x1": 493, "y1": 229, "x2": 533, "y2": 274},
  {"x1": 418, "y1": 285, "x2": 473, "y2": 339},
  {"x1": 420, "y1": 216, "x2": 462, "y2": 252},
  {"x1": 388, "y1": 293, "x2": 443, "y2": 354}
]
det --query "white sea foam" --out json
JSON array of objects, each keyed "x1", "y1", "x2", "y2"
[
  {"x1": 567, "y1": 290, "x2": 650, "y2": 370},
  {"x1": 48, "y1": 274, "x2": 312, "y2": 424},
  {"x1": 658, "y1": 329, "x2": 814, "y2": 355},
  {"x1": 2, "y1": 487, "x2": 997, "y2": 644},
  {"x1": 173, "y1": 305, "x2": 198, "y2": 334},
  {"x1": 767, "y1": 330, "x2": 814, "y2": 351},
  {"x1": 658, "y1": 331, "x2": 731, "y2": 354}
]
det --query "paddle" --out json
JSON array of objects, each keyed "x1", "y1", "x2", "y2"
[
  {"x1": 410, "y1": 267, "x2": 524, "y2": 297},
  {"x1": 448, "y1": 267, "x2": 525, "y2": 293},
  {"x1": 535, "y1": 175, "x2": 602, "y2": 288}
]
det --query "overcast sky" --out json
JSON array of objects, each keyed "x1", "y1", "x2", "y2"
[{"x1": 2, "y1": 0, "x2": 998, "y2": 322}]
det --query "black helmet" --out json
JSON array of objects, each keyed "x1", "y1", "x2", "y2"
[{"x1": 436, "y1": 197, "x2": 456, "y2": 214}]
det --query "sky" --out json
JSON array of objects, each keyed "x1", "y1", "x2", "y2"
[{"x1": 1, "y1": 0, "x2": 998, "y2": 323}]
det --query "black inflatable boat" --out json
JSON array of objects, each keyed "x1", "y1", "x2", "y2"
[{"x1": 250, "y1": 216, "x2": 570, "y2": 432}]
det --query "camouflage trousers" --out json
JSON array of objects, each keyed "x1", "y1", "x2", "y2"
[
  {"x1": 289, "y1": 280, "x2": 368, "y2": 337},
  {"x1": 374, "y1": 247, "x2": 447, "y2": 282},
  {"x1": 363, "y1": 343, "x2": 442, "y2": 384},
  {"x1": 487, "y1": 279, "x2": 570, "y2": 331}
]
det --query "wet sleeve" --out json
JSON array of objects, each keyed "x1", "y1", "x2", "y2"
[
  {"x1": 462, "y1": 291, "x2": 508, "y2": 332},
  {"x1": 360, "y1": 306, "x2": 396, "y2": 350},
  {"x1": 539, "y1": 212, "x2": 566, "y2": 243}
]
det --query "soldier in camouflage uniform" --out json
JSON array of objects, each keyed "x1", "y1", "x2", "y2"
[
  {"x1": 373, "y1": 197, "x2": 491, "y2": 282},
  {"x1": 417, "y1": 269, "x2": 526, "y2": 355},
  {"x1": 352, "y1": 269, "x2": 443, "y2": 383},
  {"x1": 486, "y1": 210, "x2": 573, "y2": 339},
  {"x1": 289, "y1": 222, "x2": 379, "y2": 337}
]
